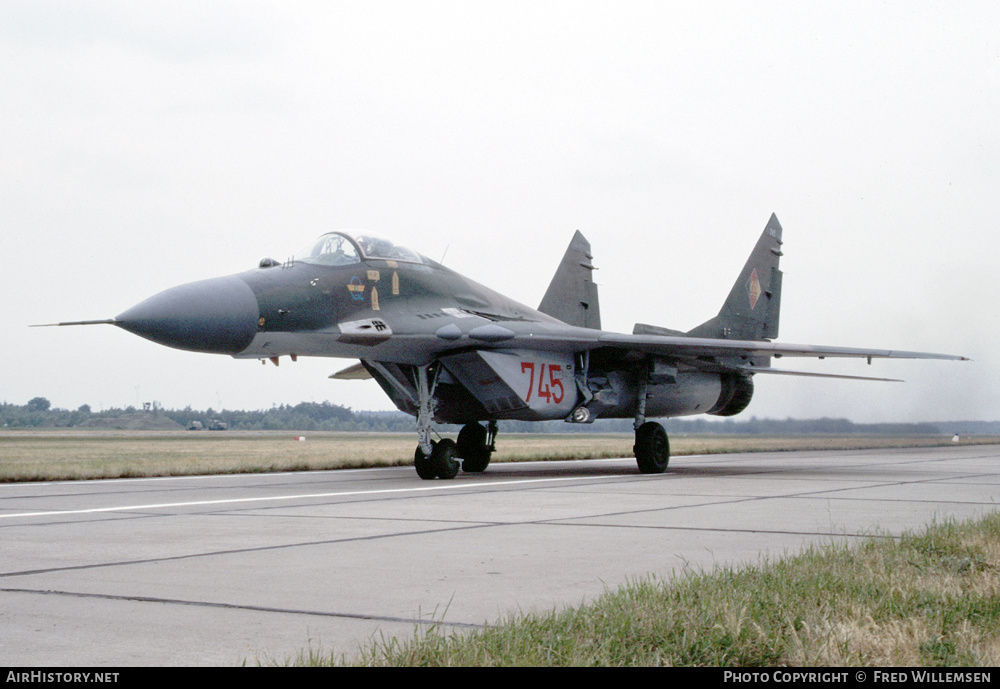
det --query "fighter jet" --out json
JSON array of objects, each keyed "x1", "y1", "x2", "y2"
[{"x1": 43, "y1": 215, "x2": 966, "y2": 479}]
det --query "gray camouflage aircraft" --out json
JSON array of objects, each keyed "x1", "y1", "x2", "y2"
[{"x1": 45, "y1": 215, "x2": 966, "y2": 479}]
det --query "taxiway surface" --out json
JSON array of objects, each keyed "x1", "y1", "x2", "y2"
[{"x1": 2, "y1": 444, "x2": 998, "y2": 666}]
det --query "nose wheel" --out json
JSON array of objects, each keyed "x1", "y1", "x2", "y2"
[{"x1": 414, "y1": 439, "x2": 460, "y2": 480}]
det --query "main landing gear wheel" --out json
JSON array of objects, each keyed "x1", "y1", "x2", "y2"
[
  {"x1": 457, "y1": 423, "x2": 491, "y2": 473},
  {"x1": 634, "y1": 421, "x2": 670, "y2": 474},
  {"x1": 414, "y1": 439, "x2": 460, "y2": 480}
]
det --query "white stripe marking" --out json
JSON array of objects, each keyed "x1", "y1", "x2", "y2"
[{"x1": 0, "y1": 475, "x2": 622, "y2": 520}]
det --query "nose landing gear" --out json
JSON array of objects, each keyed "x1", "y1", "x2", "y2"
[
  {"x1": 414, "y1": 438, "x2": 460, "y2": 480},
  {"x1": 414, "y1": 421, "x2": 497, "y2": 480}
]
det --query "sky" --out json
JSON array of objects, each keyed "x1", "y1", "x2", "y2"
[{"x1": 2, "y1": 1, "x2": 997, "y2": 423}]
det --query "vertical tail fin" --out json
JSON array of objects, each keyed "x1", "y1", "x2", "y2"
[
  {"x1": 687, "y1": 214, "x2": 783, "y2": 341},
  {"x1": 538, "y1": 230, "x2": 602, "y2": 329}
]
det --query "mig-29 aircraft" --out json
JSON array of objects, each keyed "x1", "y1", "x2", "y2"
[{"x1": 44, "y1": 214, "x2": 966, "y2": 479}]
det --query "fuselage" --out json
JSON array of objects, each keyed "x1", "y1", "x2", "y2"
[{"x1": 112, "y1": 230, "x2": 750, "y2": 426}]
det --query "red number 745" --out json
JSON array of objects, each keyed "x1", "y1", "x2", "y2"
[{"x1": 521, "y1": 362, "x2": 564, "y2": 404}]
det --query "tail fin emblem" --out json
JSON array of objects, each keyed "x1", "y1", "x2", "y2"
[{"x1": 746, "y1": 268, "x2": 762, "y2": 310}]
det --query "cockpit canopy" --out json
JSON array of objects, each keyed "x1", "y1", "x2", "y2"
[{"x1": 295, "y1": 232, "x2": 425, "y2": 266}]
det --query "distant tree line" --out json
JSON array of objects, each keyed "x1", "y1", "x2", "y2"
[
  {"x1": 0, "y1": 399, "x2": 415, "y2": 433},
  {"x1": 0, "y1": 397, "x2": 989, "y2": 435}
]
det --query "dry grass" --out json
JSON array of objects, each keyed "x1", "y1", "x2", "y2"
[
  {"x1": 782, "y1": 520, "x2": 1000, "y2": 667},
  {"x1": 0, "y1": 430, "x2": 996, "y2": 483},
  {"x1": 0, "y1": 432, "x2": 414, "y2": 481}
]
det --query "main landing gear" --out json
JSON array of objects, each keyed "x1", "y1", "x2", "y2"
[
  {"x1": 631, "y1": 373, "x2": 669, "y2": 473},
  {"x1": 414, "y1": 421, "x2": 497, "y2": 480},
  {"x1": 633, "y1": 421, "x2": 670, "y2": 473},
  {"x1": 457, "y1": 420, "x2": 497, "y2": 473}
]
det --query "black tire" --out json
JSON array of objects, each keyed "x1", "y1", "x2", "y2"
[
  {"x1": 432, "y1": 438, "x2": 460, "y2": 480},
  {"x1": 457, "y1": 423, "x2": 491, "y2": 473},
  {"x1": 634, "y1": 422, "x2": 669, "y2": 474},
  {"x1": 414, "y1": 442, "x2": 437, "y2": 480}
]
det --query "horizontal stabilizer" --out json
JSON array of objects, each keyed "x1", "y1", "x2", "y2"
[{"x1": 736, "y1": 366, "x2": 903, "y2": 383}]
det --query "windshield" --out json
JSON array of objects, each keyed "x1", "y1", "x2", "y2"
[
  {"x1": 296, "y1": 232, "x2": 424, "y2": 266},
  {"x1": 295, "y1": 233, "x2": 361, "y2": 266}
]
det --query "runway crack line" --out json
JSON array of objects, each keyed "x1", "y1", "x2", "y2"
[
  {"x1": 512, "y1": 472, "x2": 998, "y2": 532},
  {"x1": 0, "y1": 522, "x2": 498, "y2": 578},
  {"x1": 0, "y1": 587, "x2": 486, "y2": 630},
  {"x1": 536, "y1": 521, "x2": 898, "y2": 540}
]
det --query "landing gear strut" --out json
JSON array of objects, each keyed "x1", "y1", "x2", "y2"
[{"x1": 412, "y1": 363, "x2": 461, "y2": 480}]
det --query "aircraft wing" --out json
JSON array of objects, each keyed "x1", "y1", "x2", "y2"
[
  {"x1": 328, "y1": 323, "x2": 965, "y2": 382},
  {"x1": 412, "y1": 321, "x2": 967, "y2": 362},
  {"x1": 594, "y1": 332, "x2": 968, "y2": 362}
]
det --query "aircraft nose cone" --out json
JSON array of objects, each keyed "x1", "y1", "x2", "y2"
[{"x1": 115, "y1": 276, "x2": 259, "y2": 354}]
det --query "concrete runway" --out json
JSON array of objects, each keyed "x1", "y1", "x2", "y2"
[{"x1": 2, "y1": 443, "x2": 998, "y2": 666}]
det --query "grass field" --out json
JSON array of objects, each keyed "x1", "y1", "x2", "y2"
[{"x1": 1, "y1": 429, "x2": 997, "y2": 482}]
